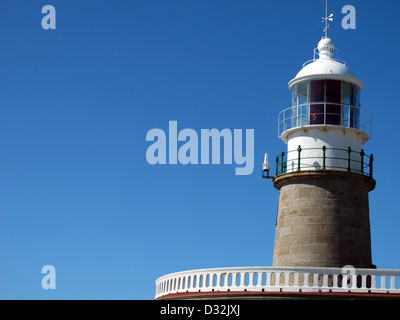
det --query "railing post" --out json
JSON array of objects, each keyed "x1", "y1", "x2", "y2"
[
  {"x1": 369, "y1": 154, "x2": 374, "y2": 178},
  {"x1": 280, "y1": 152, "x2": 285, "y2": 174},
  {"x1": 322, "y1": 145, "x2": 327, "y2": 170},
  {"x1": 360, "y1": 149, "x2": 365, "y2": 175},
  {"x1": 276, "y1": 156, "x2": 280, "y2": 175},
  {"x1": 297, "y1": 145, "x2": 302, "y2": 171},
  {"x1": 347, "y1": 146, "x2": 352, "y2": 172}
]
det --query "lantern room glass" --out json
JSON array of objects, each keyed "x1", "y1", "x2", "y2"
[{"x1": 291, "y1": 80, "x2": 360, "y2": 129}]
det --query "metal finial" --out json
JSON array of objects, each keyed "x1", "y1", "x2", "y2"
[{"x1": 321, "y1": 0, "x2": 333, "y2": 38}]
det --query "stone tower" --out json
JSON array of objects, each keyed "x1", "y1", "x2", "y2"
[{"x1": 271, "y1": 36, "x2": 376, "y2": 268}]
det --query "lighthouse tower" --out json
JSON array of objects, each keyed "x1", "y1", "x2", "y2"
[{"x1": 272, "y1": 35, "x2": 376, "y2": 268}]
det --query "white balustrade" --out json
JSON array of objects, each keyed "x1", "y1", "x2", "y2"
[{"x1": 155, "y1": 266, "x2": 400, "y2": 299}]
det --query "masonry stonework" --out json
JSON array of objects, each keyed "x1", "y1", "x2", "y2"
[{"x1": 272, "y1": 170, "x2": 376, "y2": 268}]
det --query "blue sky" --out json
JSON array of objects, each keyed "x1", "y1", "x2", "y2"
[{"x1": 0, "y1": 0, "x2": 399, "y2": 299}]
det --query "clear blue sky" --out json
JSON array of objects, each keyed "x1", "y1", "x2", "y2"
[{"x1": 0, "y1": 0, "x2": 399, "y2": 299}]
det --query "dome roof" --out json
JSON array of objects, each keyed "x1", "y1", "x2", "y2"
[{"x1": 288, "y1": 38, "x2": 363, "y2": 90}]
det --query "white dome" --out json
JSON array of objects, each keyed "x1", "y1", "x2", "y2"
[{"x1": 288, "y1": 38, "x2": 363, "y2": 90}]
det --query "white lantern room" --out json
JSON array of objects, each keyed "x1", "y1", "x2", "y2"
[{"x1": 277, "y1": 37, "x2": 372, "y2": 174}]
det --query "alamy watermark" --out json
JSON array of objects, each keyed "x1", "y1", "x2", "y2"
[
  {"x1": 341, "y1": 5, "x2": 356, "y2": 30},
  {"x1": 341, "y1": 265, "x2": 356, "y2": 288},
  {"x1": 41, "y1": 5, "x2": 56, "y2": 30},
  {"x1": 41, "y1": 265, "x2": 56, "y2": 289},
  {"x1": 145, "y1": 121, "x2": 254, "y2": 175}
]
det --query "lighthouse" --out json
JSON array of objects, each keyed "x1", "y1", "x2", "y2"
[
  {"x1": 154, "y1": 14, "x2": 400, "y2": 300},
  {"x1": 271, "y1": 35, "x2": 375, "y2": 269}
]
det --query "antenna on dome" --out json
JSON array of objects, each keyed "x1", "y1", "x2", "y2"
[{"x1": 320, "y1": 0, "x2": 334, "y2": 38}]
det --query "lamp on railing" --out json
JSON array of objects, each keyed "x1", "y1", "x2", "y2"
[{"x1": 262, "y1": 153, "x2": 273, "y2": 179}]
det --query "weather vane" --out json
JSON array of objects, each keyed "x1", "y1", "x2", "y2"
[{"x1": 320, "y1": 0, "x2": 333, "y2": 38}]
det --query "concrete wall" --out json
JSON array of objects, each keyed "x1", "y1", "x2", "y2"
[{"x1": 272, "y1": 170, "x2": 376, "y2": 268}]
